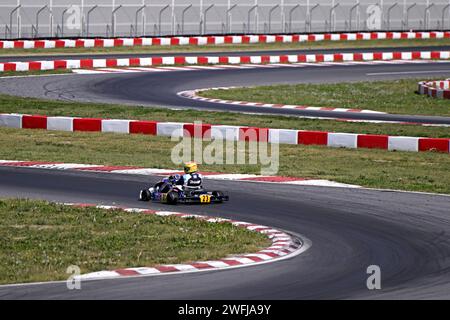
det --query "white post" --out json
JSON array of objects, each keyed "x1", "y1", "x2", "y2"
[
  {"x1": 227, "y1": 0, "x2": 230, "y2": 33},
  {"x1": 200, "y1": 0, "x2": 203, "y2": 25},
  {"x1": 17, "y1": 0, "x2": 21, "y2": 38},
  {"x1": 380, "y1": 0, "x2": 384, "y2": 29},
  {"x1": 171, "y1": 0, "x2": 175, "y2": 35},
  {"x1": 306, "y1": 0, "x2": 310, "y2": 32},
  {"x1": 402, "y1": 0, "x2": 407, "y2": 29},
  {"x1": 331, "y1": 0, "x2": 334, "y2": 32},
  {"x1": 49, "y1": 0, "x2": 53, "y2": 37},
  {"x1": 356, "y1": 0, "x2": 360, "y2": 31},
  {"x1": 112, "y1": 0, "x2": 115, "y2": 36},
  {"x1": 281, "y1": 0, "x2": 285, "y2": 33},
  {"x1": 255, "y1": 0, "x2": 259, "y2": 33},
  {"x1": 142, "y1": 0, "x2": 146, "y2": 36},
  {"x1": 81, "y1": 0, "x2": 84, "y2": 36},
  {"x1": 199, "y1": 0, "x2": 203, "y2": 34}
]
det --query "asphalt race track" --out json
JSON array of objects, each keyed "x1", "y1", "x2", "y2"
[
  {"x1": 0, "y1": 167, "x2": 449, "y2": 299},
  {"x1": 1, "y1": 47, "x2": 450, "y2": 299},
  {"x1": 1, "y1": 59, "x2": 450, "y2": 124}
]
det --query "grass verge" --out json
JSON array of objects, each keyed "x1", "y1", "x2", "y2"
[
  {"x1": 0, "y1": 38, "x2": 449, "y2": 57},
  {"x1": 0, "y1": 198, "x2": 269, "y2": 284},
  {"x1": 200, "y1": 78, "x2": 450, "y2": 117},
  {"x1": 0, "y1": 69, "x2": 72, "y2": 78},
  {"x1": 0, "y1": 127, "x2": 449, "y2": 194},
  {"x1": 0, "y1": 94, "x2": 448, "y2": 138}
]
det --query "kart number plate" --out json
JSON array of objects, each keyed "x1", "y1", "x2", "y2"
[{"x1": 200, "y1": 195, "x2": 212, "y2": 203}]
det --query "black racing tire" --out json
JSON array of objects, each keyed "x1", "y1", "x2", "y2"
[
  {"x1": 139, "y1": 189, "x2": 151, "y2": 202},
  {"x1": 167, "y1": 191, "x2": 179, "y2": 205},
  {"x1": 212, "y1": 191, "x2": 224, "y2": 203}
]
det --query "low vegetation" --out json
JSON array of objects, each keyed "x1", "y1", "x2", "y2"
[
  {"x1": 0, "y1": 93, "x2": 448, "y2": 138},
  {"x1": 0, "y1": 199, "x2": 269, "y2": 284},
  {"x1": 200, "y1": 78, "x2": 450, "y2": 117}
]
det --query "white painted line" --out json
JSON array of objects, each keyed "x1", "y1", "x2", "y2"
[
  {"x1": 239, "y1": 64, "x2": 277, "y2": 68},
  {"x1": 292, "y1": 62, "x2": 330, "y2": 67},
  {"x1": 367, "y1": 70, "x2": 450, "y2": 76},
  {"x1": 72, "y1": 69, "x2": 107, "y2": 74},
  {"x1": 268, "y1": 63, "x2": 300, "y2": 68},
  {"x1": 126, "y1": 67, "x2": 171, "y2": 72},
  {"x1": 213, "y1": 64, "x2": 251, "y2": 69},
  {"x1": 98, "y1": 68, "x2": 139, "y2": 73},
  {"x1": 153, "y1": 66, "x2": 195, "y2": 71},
  {"x1": 186, "y1": 65, "x2": 224, "y2": 70}
]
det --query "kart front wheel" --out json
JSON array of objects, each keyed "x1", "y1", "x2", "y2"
[
  {"x1": 212, "y1": 191, "x2": 225, "y2": 203},
  {"x1": 139, "y1": 189, "x2": 151, "y2": 202},
  {"x1": 167, "y1": 191, "x2": 179, "y2": 205}
]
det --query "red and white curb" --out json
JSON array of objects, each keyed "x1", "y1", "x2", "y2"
[
  {"x1": 179, "y1": 86, "x2": 450, "y2": 127},
  {"x1": 70, "y1": 59, "x2": 450, "y2": 75},
  {"x1": 58, "y1": 203, "x2": 308, "y2": 281},
  {"x1": 1, "y1": 50, "x2": 449, "y2": 73},
  {"x1": 1, "y1": 31, "x2": 448, "y2": 50},
  {"x1": 1, "y1": 113, "x2": 449, "y2": 154},
  {"x1": 178, "y1": 86, "x2": 384, "y2": 114},
  {"x1": 178, "y1": 86, "x2": 450, "y2": 127},
  {"x1": 418, "y1": 79, "x2": 450, "y2": 99},
  {"x1": 0, "y1": 160, "x2": 361, "y2": 189}
]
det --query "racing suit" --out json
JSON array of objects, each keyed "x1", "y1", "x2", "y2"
[
  {"x1": 176, "y1": 173, "x2": 203, "y2": 189},
  {"x1": 154, "y1": 173, "x2": 203, "y2": 194}
]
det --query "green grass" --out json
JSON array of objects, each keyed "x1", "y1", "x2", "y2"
[
  {"x1": 1, "y1": 38, "x2": 448, "y2": 57},
  {"x1": 0, "y1": 127, "x2": 449, "y2": 194},
  {"x1": 0, "y1": 93, "x2": 448, "y2": 138},
  {"x1": 0, "y1": 199, "x2": 269, "y2": 284},
  {"x1": 0, "y1": 69, "x2": 72, "y2": 78},
  {"x1": 200, "y1": 78, "x2": 450, "y2": 117}
]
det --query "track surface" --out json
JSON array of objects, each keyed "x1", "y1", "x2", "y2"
[
  {"x1": 1, "y1": 46, "x2": 450, "y2": 299},
  {"x1": 0, "y1": 167, "x2": 449, "y2": 299},
  {"x1": 1, "y1": 60, "x2": 450, "y2": 124},
  {"x1": 1, "y1": 45, "x2": 449, "y2": 62}
]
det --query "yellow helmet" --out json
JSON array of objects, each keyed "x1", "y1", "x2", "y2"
[{"x1": 184, "y1": 162, "x2": 198, "y2": 174}]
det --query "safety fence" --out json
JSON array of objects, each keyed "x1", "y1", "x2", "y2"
[{"x1": 1, "y1": 1, "x2": 450, "y2": 39}]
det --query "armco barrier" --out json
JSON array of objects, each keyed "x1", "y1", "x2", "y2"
[
  {"x1": 418, "y1": 80, "x2": 450, "y2": 99},
  {"x1": 1, "y1": 113, "x2": 448, "y2": 154},
  {"x1": 1, "y1": 32, "x2": 449, "y2": 50},
  {"x1": 1, "y1": 50, "x2": 450, "y2": 73}
]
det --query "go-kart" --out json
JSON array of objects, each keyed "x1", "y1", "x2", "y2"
[{"x1": 139, "y1": 176, "x2": 229, "y2": 205}]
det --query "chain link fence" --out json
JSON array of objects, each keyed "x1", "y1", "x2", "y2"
[{"x1": 0, "y1": 0, "x2": 449, "y2": 39}]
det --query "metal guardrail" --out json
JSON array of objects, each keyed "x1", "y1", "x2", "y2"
[{"x1": 1, "y1": 1, "x2": 450, "y2": 39}]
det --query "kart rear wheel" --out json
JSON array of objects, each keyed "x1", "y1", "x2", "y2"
[
  {"x1": 167, "y1": 191, "x2": 179, "y2": 205},
  {"x1": 139, "y1": 189, "x2": 151, "y2": 202}
]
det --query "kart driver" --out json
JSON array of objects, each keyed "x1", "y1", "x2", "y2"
[{"x1": 175, "y1": 162, "x2": 203, "y2": 189}]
